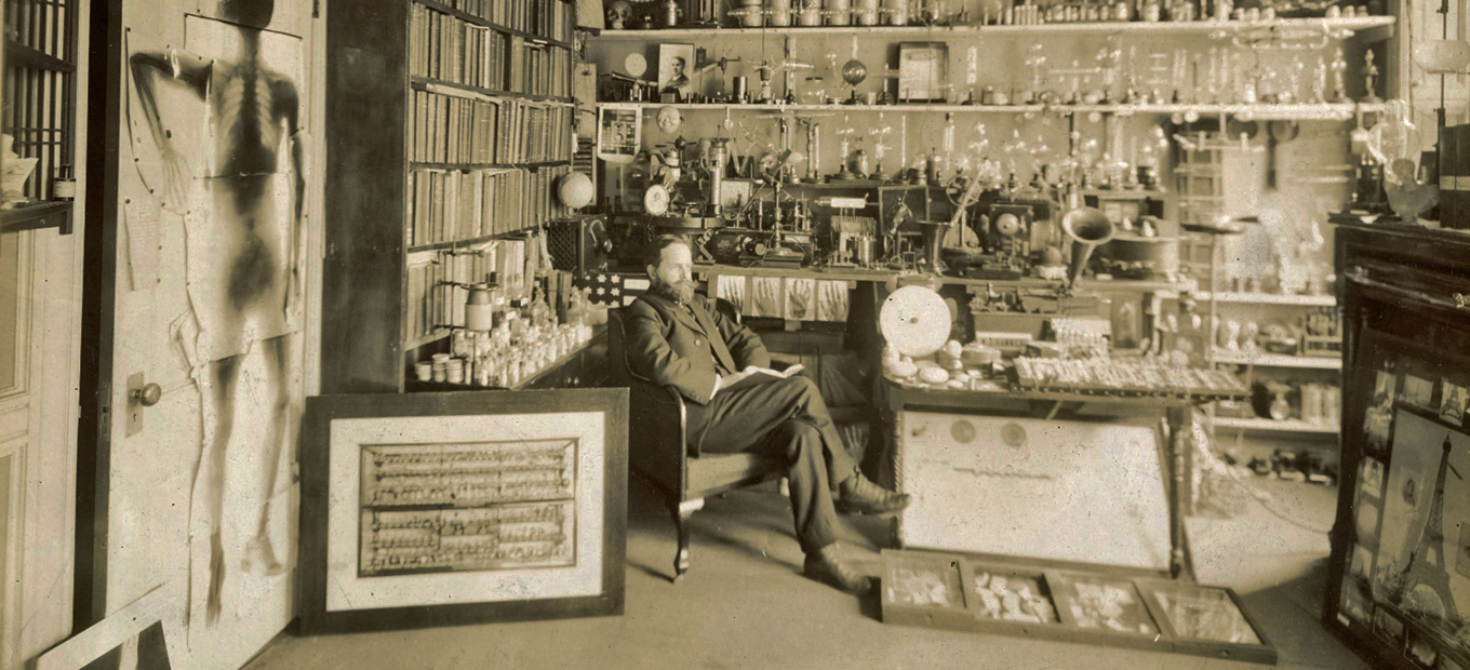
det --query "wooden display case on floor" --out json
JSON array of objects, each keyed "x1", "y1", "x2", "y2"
[{"x1": 882, "y1": 549, "x2": 1278, "y2": 664}]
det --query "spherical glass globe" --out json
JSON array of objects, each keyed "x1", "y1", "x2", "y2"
[{"x1": 558, "y1": 172, "x2": 593, "y2": 209}]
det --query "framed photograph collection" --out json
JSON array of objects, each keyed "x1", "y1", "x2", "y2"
[
  {"x1": 1328, "y1": 327, "x2": 1470, "y2": 670},
  {"x1": 299, "y1": 388, "x2": 628, "y2": 634},
  {"x1": 881, "y1": 549, "x2": 1276, "y2": 664}
]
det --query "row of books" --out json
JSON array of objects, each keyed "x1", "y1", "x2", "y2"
[
  {"x1": 409, "y1": 88, "x2": 572, "y2": 165},
  {"x1": 407, "y1": 164, "x2": 574, "y2": 247},
  {"x1": 411, "y1": 4, "x2": 508, "y2": 91},
  {"x1": 507, "y1": 41, "x2": 571, "y2": 98},
  {"x1": 405, "y1": 236, "x2": 537, "y2": 339},
  {"x1": 421, "y1": 0, "x2": 570, "y2": 41},
  {"x1": 410, "y1": 5, "x2": 571, "y2": 98}
]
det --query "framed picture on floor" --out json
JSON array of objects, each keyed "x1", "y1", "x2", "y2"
[
  {"x1": 1329, "y1": 327, "x2": 1470, "y2": 670},
  {"x1": 299, "y1": 388, "x2": 628, "y2": 634}
]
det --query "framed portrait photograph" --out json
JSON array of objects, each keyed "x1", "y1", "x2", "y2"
[
  {"x1": 656, "y1": 43, "x2": 694, "y2": 100},
  {"x1": 299, "y1": 388, "x2": 628, "y2": 634}
]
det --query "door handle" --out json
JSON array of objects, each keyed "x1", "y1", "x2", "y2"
[
  {"x1": 125, "y1": 373, "x2": 163, "y2": 436},
  {"x1": 132, "y1": 382, "x2": 163, "y2": 407}
]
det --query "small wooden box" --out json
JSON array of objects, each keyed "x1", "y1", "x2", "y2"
[{"x1": 881, "y1": 550, "x2": 1278, "y2": 664}]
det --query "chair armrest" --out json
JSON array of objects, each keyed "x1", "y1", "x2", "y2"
[{"x1": 626, "y1": 380, "x2": 690, "y2": 497}]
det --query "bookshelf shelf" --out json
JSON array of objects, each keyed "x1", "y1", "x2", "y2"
[
  {"x1": 412, "y1": 78, "x2": 575, "y2": 104},
  {"x1": 410, "y1": 159, "x2": 572, "y2": 171},
  {"x1": 407, "y1": 229, "x2": 536, "y2": 252},
  {"x1": 416, "y1": 0, "x2": 573, "y2": 47},
  {"x1": 405, "y1": 331, "x2": 453, "y2": 350}
]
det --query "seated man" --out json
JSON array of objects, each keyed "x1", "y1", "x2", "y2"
[{"x1": 624, "y1": 234, "x2": 909, "y2": 594}]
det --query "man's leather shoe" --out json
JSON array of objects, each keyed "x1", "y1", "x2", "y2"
[
  {"x1": 837, "y1": 475, "x2": 911, "y2": 515},
  {"x1": 804, "y1": 543, "x2": 873, "y2": 595}
]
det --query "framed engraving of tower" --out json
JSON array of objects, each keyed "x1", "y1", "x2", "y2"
[
  {"x1": 299, "y1": 389, "x2": 628, "y2": 634},
  {"x1": 1329, "y1": 328, "x2": 1469, "y2": 670}
]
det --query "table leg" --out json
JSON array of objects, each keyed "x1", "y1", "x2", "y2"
[
  {"x1": 890, "y1": 408, "x2": 905, "y2": 549},
  {"x1": 1168, "y1": 405, "x2": 1190, "y2": 579}
]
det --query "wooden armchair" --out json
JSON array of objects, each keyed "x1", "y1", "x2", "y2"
[{"x1": 607, "y1": 304, "x2": 784, "y2": 581}]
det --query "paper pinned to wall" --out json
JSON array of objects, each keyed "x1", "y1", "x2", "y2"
[
  {"x1": 715, "y1": 275, "x2": 746, "y2": 315},
  {"x1": 817, "y1": 280, "x2": 850, "y2": 322},
  {"x1": 125, "y1": 199, "x2": 163, "y2": 291}
]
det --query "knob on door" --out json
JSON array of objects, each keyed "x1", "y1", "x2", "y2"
[
  {"x1": 125, "y1": 372, "x2": 163, "y2": 436},
  {"x1": 132, "y1": 382, "x2": 163, "y2": 406}
]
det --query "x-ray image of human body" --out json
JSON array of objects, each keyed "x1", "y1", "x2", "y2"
[{"x1": 129, "y1": 0, "x2": 304, "y2": 625}]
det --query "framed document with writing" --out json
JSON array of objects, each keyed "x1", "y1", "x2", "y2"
[{"x1": 299, "y1": 388, "x2": 628, "y2": 634}]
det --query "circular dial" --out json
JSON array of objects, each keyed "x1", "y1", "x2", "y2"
[
  {"x1": 625, "y1": 53, "x2": 648, "y2": 78},
  {"x1": 643, "y1": 184, "x2": 671, "y2": 215},
  {"x1": 995, "y1": 212, "x2": 1021, "y2": 236}
]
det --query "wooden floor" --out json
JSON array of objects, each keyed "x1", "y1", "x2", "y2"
[{"x1": 243, "y1": 474, "x2": 1371, "y2": 670}]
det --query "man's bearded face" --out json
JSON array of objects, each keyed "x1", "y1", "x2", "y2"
[{"x1": 649, "y1": 242, "x2": 697, "y2": 305}]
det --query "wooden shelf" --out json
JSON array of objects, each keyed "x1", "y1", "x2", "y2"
[
  {"x1": 1193, "y1": 292, "x2": 1337, "y2": 306},
  {"x1": 407, "y1": 227, "x2": 538, "y2": 252},
  {"x1": 0, "y1": 201, "x2": 73, "y2": 235},
  {"x1": 416, "y1": 0, "x2": 572, "y2": 46},
  {"x1": 4, "y1": 40, "x2": 73, "y2": 72},
  {"x1": 594, "y1": 16, "x2": 1393, "y2": 39},
  {"x1": 596, "y1": 100, "x2": 1388, "y2": 120},
  {"x1": 1210, "y1": 416, "x2": 1340, "y2": 434},
  {"x1": 404, "y1": 330, "x2": 452, "y2": 351},
  {"x1": 1212, "y1": 350, "x2": 1342, "y2": 369},
  {"x1": 410, "y1": 160, "x2": 572, "y2": 171},
  {"x1": 412, "y1": 77, "x2": 574, "y2": 104},
  {"x1": 690, "y1": 262, "x2": 1195, "y2": 292}
]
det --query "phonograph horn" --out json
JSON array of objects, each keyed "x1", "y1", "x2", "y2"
[{"x1": 1062, "y1": 206, "x2": 1115, "y2": 288}]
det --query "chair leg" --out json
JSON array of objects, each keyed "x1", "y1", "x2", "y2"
[{"x1": 672, "y1": 498, "x2": 705, "y2": 581}]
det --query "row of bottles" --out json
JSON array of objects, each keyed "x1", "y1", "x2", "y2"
[{"x1": 414, "y1": 285, "x2": 598, "y2": 388}]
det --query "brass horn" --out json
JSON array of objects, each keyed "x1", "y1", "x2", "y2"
[{"x1": 1062, "y1": 207, "x2": 1115, "y2": 288}]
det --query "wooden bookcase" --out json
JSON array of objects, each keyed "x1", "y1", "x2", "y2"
[{"x1": 323, "y1": 0, "x2": 577, "y2": 393}]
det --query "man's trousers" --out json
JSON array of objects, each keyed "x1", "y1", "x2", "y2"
[{"x1": 685, "y1": 374, "x2": 858, "y2": 554}]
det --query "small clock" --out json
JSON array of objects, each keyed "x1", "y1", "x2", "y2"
[{"x1": 643, "y1": 183, "x2": 671, "y2": 215}]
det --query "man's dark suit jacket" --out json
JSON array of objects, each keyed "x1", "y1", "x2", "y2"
[{"x1": 624, "y1": 291, "x2": 770, "y2": 406}]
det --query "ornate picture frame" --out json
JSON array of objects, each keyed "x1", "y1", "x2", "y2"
[{"x1": 299, "y1": 388, "x2": 628, "y2": 634}]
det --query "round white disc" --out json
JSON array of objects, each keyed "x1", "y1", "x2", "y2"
[
  {"x1": 879, "y1": 286, "x2": 951, "y2": 358},
  {"x1": 625, "y1": 53, "x2": 648, "y2": 78}
]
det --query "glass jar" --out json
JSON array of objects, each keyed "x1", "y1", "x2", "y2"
[
  {"x1": 803, "y1": 77, "x2": 826, "y2": 105},
  {"x1": 825, "y1": 0, "x2": 851, "y2": 25},
  {"x1": 882, "y1": 0, "x2": 907, "y2": 24}
]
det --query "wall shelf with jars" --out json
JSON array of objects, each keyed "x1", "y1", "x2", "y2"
[
  {"x1": 600, "y1": 100, "x2": 1389, "y2": 119},
  {"x1": 594, "y1": 15, "x2": 1393, "y2": 38}
]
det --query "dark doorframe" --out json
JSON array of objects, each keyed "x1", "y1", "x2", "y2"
[{"x1": 75, "y1": 0, "x2": 123, "y2": 630}]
